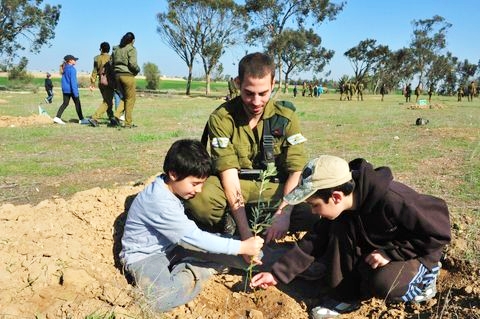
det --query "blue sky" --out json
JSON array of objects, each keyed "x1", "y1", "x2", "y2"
[{"x1": 25, "y1": 0, "x2": 479, "y2": 80}]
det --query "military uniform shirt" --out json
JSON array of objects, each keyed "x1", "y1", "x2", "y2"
[{"x1": 208, "y1": 97, "x2": 307, "y2": 177}]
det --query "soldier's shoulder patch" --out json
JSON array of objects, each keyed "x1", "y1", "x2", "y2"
[
  {"x1": 274, "y1": 100, "x2": 296, "y2": 112},
  {"x1": 287, "y1": 133, "x2": 307, "y2": 145}
]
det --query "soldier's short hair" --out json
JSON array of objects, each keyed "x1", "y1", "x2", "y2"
[{"x1": 238, "y1": 52, "x2": 275, "y2": 84}]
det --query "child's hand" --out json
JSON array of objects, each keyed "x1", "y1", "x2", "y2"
[
  {"x1": 365, "y1": 249, "x2": 391, "y2": 269},
  {"x1": 264, "y1": 209, "x2": 290, "y2": 243},
  {"x1": 239, "y1": 236, "x2": 264, "y2": 258},
  {"x1": 250, "y1": 272, "x2": 277, "y2": 289}
]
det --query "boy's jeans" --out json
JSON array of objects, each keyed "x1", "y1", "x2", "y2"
[{"x1": 126, "y1": 253, "x2": 214, "y2": 312}]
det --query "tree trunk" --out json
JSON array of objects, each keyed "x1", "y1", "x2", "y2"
[
  {"x1": 205, "y1": 72, "x2": 211, "y2": 95},
  {"x1": 186, "y1": 65, "x2": 193, "y2": 96}
]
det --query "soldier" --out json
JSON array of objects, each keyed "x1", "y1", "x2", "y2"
[
  {"x1": 404, "y1": 83, "x2": 412, "y2": 103},
  {"x1": 414, "y1": 84, "x2": 421, "y2": 103},
  {"x1": 339, "y1": 83, "x2": 345, "y2": 101},
  {"x1": 428, "y1": 84, "x2": 434, "y2": 103},
  {"x1": 380, "y1": 83, "x2": 386, "y2": 102},
  {"x1": 356, "y1": 82, "x2": 364, "y2": 101},
  {"x1": 457, "y1": 85, "x2": 464, "y2": 102},
  {"x1": 185, "y1": 52, "x2": 318, "y2": 249},
  {"x1": 468, "y1": 81, "x2": 476, "y2": 102},
  {"x1": 348, "y1": 81, "x2": 355, "y2": 101},
  {"x1": 228, "y1": 77, "x2": 238, "y2": 100},
  {"x1": 89, "y1": 42, "x2": 115, "y2": 127}
]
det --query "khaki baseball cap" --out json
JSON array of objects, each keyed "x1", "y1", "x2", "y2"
[{"x1": 285, "y1": 155, "x2": 352, "y2": 205}]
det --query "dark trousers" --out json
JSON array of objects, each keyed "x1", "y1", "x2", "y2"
[
  {"x1": 45, "y1": 89, "x2": 53, "y2": 103},
  {"x1": 56, "y1": 93, "x2": 84, "y2": 120},
  {"x1": 314, "y1": 215, "x2": 437, "y2": 302}
]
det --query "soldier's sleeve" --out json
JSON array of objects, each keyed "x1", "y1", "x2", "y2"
[
  {"x1": 90, "y1": 56, "x2": 99, "y2": 84},
  {"x1": 208, "y1": 111, "x2": 240, "y2": 172},
  {"x1": 282, "y1": 106, "x2": 307, "y2": 172}
]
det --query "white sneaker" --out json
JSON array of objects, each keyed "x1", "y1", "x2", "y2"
[
  {"x1": 119, "y1": 114, "x2": 125, "y2": 121},
  {"x1": 53, "y1": 117, "x2": 66, "y2": 125},
  {"x1": 311, "y1": 298, "x2": 359, "y2": 319}
]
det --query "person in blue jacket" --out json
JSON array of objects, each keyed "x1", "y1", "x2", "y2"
[{"x1": 53, "y1": 54, "x2": 91, "y2": 125}]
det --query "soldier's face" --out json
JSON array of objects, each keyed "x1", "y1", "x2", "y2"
[{"x1": 238, "y1": 74, "x2": 274, "y2": 117}]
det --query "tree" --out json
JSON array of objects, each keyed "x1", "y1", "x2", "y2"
[
  {"x1": 245, "y1": 0, "x2": 344, "y2": 88},
  {"x1": 381, "y1": 48, "x2": 416, "y2": 91},
  {"x1": 426, "y1": 52, "x2": 458, "y2": 93},
  {"x1": 344, "y1": 39, "x2": 389, "y2": 86},
  {"x1": 196, "y1": 0, "x2": 246, "y2": 95},
  {"x1": 409, "y1": 15, "x2": 452, "y2": 85},
  {"x1": 157, "y1": 1, "x2": 203, "y2": 95},
  {"x1": 0, "y1": 0, "x2": 61, "y2": 66},
  {"x1": 456, "y1": 59, "x2": 478, "y2": 85},
  {"x1": 7, "y1": 56, "x2": 32, "y2": 82},
  {"x1": 143, "y1": 62, "x2": 161, "y2": 90},
  {"x1": 270, "y1": 28, "x2": 333, "y2": 92}
]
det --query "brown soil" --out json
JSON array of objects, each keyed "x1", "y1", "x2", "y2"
[{"x1": 1, "y1": 116, "x2": 479, "y2": 318}]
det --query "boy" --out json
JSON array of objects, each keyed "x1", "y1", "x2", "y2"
[
  {"x1": 251, "y1": 155, "x2": 451, "y2": 318},
  {"x1": 44, "y1": 72, "x2": 53, "y2": 104},
  {"x1": 120, "y1": 139, "x2": 264, "y2": 312}
]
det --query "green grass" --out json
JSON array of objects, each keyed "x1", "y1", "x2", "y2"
[
  {"x1": 0, "y1": 75, "x2": 228, "y2": 93},
  {"x1": 0, "y1": 87, "x2": 479, "y2": 262}
]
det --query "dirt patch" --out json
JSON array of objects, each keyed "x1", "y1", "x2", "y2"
[
  {"x1": 0, "y1": 181, "x2": 479, "y2": 318},
  {"x1": 0, "y1": 114, "x2": 52, "y2": 127}
]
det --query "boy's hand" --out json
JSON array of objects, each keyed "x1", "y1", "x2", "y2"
[
  {"x1": 365, "y1": 249, "x2": 391, "y2": 269},
  {"x1": 239, "y1": 236, "x2": 264, "y2": 258},
  {"x1": 264, "y1": 209, "x2": 290, "y2": 243},
  {"x1": 250, "y1": 272, "x2": 277, "y2": 289}
]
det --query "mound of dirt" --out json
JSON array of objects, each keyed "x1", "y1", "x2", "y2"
[
  {"x1": 0, "y1": 183, "x2": 479, "y2": 318},
  {"x1": 0, "y1": 114, "x2": 52, "y2": 127}
]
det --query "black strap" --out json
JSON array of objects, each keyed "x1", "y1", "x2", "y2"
[
  {"x1": 263, "y1": 118, "x2": 275, "y2": 164},
  {"x1": 201, "y1": 122, "x2": 209, "y2": 148}
]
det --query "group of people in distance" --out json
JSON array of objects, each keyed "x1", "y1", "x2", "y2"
[
  {"x1": 119, "y1": 52, "x2": 451, "y2": 318},
  {"x1": 48, "y1": 32, "x2": 140, "y2": 128}
]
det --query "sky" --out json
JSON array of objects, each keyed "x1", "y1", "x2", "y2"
[{"x1": 24, "y1": 0, "x2": 480, "y2": 80}]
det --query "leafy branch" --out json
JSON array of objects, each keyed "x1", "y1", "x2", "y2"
[{"x1": 244, "y1": 162, "x2": 278, "y2": 291}]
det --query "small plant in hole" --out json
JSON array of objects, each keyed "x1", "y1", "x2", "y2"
[{"x1": 244, "y1": 162, "x2": 278, "y2": 291}]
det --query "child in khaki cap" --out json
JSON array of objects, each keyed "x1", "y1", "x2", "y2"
[{"x1": 251, "y1": 155, "x2": 451, "y2": 318}]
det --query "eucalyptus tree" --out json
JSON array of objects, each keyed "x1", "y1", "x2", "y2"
[
  {"x1": 456, "y1": 59, "x2": 478, "y2": 85},
  {"x1": 157, "y1": 1, "x2": 202, "y2": 95},
  {"x1": 0, "y1": 0, "x2": 61, "y2": 66},
  {"x1": 344, "y1": 38, "x2": 389, "y2": 88},
  {"x1": 409, "y1": 15, "x2": 452, "y2": 86},
  {"x1": 245, "y1": 0, "x2": 344, "y2": 88},
  {"x1": 425, "y1": 52, "x2": 458, "y2": 94},
  {"x1": 269, "y1": 28, "x2": 334, "y2": 91},
  {"x1": 196, "y1": 0, "x2": 247, "y2": 95}
]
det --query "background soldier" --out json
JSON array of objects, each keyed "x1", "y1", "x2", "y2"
[{"x1": 356, "y1": 82, "x2": 364, "y2": 101}]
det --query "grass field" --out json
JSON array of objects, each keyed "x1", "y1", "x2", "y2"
[
  {"x1": 1, "y1": 86, "x2": 479, "y2": 262},
  {"x1": 0, "y1": 74, "x2": 229, "y2": 93}
]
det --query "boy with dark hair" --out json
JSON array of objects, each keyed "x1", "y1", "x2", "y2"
[
  {"x1": 251, "y1": 155, "x2": 451, "y2": 318},
  {"x1": 120, "y1": 139, "x2": 264, "y2": 312},
  {"x1": 44, "y1": 72, "x2": 53, "y2": 104}
]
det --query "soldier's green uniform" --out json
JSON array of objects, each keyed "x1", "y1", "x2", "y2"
[
  {"x1": 185, "y1": 96, "x2": 310, "y2": 231},
  {"x1": 468, "y1": 81, "x2": 476, "y2": 102},
  {"x1": 356, "y1": 82, "x2": 364, "y2": 101},
  {"x1": 457, "y1": 85, "x2": 464, "y2": 102},
  {"x1": 90, "y1": 52, "x2": 114, "y2": 121}
]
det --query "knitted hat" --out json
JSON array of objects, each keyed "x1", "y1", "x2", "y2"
[{"x1": 285, "y1": 155, "x2": 352, "y2": 205}]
